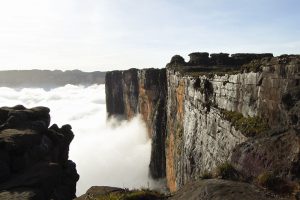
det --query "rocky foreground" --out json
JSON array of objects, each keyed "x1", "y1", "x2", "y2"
[
  {"x1": 77, "y1": 179, "x2": 290, "y2": 200},
  {"x1": 0, "y1": 105, "x2": 79, "y2": 200}
]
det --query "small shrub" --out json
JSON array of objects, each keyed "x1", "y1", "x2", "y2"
[
  {"x1": 221, "y1": 110, "x2": 269, "y2": 137},
  {"x1": 257, "y1": 172, "x2": 296, "y2": 194},
  {"x1": 215, "y1": 162, "x2": 240, "y2": 181},
  {"x1": 200, "y1": 171, "x2": 213, "y2": 179},
  {"x1": 94, "y1": 189, "x2": 166, "y2": 200}
]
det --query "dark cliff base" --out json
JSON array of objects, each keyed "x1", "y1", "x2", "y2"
[{"x1": 0, "y1": 105, "x2": 79, "y2": 200}]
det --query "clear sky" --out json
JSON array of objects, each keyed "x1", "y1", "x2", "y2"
[{"x1": 0, "y1": 0, "x2": 299, "y2": 71}]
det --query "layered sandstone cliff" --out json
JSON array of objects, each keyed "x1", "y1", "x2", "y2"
[
  {"x1": 0, "y1": 105, "x2": 79, "y2": 200},
  {"x1": 165, "y1": 53, "x2": 300, "y2": 191},
  {"x1": 105, "y1": 53, "x2": 300, "y2": 197},
  {"x1": 106, "y1": 68, "x2": 167, "y2": 179}
]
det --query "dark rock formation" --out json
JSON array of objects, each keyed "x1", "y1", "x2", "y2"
[
  {"x1": 210, "y1": 53, "x2": 231, "y2": 65},
  {"x1": 168, "y1": 52, "x2": 274, "y2": 70},
  {"x1": 105, "y1": 71, "x2": 125, "y2": 116},
  {"x1": 0, "y1": 105, "x2": 79, "y2": 200},
  {"x1": 105, "y1": 68, "x2": 167, "y2": 179},
  {"x1": 0, "y1": 70, "x2": 105, "y2": 88},
  {"x1": 167, "y1": 55, "x2": 186, "y2": 67},
  {"x1": 188, "y1": 52, "x2": 209, "y2": 65},
  {"x1": 231, "y1": 53, "x2": 274, "y2": 65}
]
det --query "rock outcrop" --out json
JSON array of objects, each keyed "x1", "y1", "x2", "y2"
[
  {"x1": 105, "y1": 52, "x2": 300, "y2": 197},
  {"x1": 0, "y1": 105, "x2": 79, "y2": 200}
]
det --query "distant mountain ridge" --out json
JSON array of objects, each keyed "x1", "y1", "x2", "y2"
[{"x1": 0, "y1": 70, "x2": 106, "y2": 88}]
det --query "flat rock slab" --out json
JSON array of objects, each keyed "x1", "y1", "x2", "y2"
[
  {"x1": 169, "y1": 179, "x2": 287, "y2": 200},
  {"x1": 76, "y1": 186, "x2": 125, "y2": 200}
]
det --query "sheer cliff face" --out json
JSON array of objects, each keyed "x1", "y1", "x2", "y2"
[
  {"x1": 105, "y1": 68, "x2": 167, "y2": 179},
  {"x1": 105, "y1": 54, "x2": 300, "y2": 193},
  {"x1": 166, "y1": 55, "x2": 300, "y2": 191}
]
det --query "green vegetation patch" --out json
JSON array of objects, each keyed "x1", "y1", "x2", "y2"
[
  {"x1": 89, "y1": 189, "x2": 166, "y2": 200},
  {"x1": 221, "y1": 110, "x2": 269, "y2": 137},
  {"x1": 256, "y1": 172, "x2": 296, "y2": 195},
  {"x1": 184, "y1": 70, "x2": 240, "y2": 77},
  {"x1": 215, "y1": 162, "x2": 240, "y2": 181},
  {"x1": 175, "y1": 122, "x2": 184, "y2": 156},
  {"x1": 240, "y1": 60, "x2": 262, "y2": 73},
  {"x1": 200, "y1": 171, "x2": 213, "y2": 179}
]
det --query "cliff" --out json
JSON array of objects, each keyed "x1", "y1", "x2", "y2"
[
  {"x1": 165, "y1": 53, "x2": 300, "y2": 191},
  {"x1": 0, "y1": 70, "x2": 105, "y2": 88},
  {"x1": 106, "y1": 68, "x2": 167, "y2": 179},
  {"x1": 105, "y1": 53, "x2": 300, "y2": 198},
  {"x1": 0, "y1": 105, "x2": 79, "y2": 200}
]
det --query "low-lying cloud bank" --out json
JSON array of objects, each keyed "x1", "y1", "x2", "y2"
[{"x1": 0, "y1": 84, "x2": 152, "y2": 195}]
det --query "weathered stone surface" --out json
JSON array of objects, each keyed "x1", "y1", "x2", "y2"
[
  {"x1": 0, "y1": 105, "x2": 79, "y2": 200},
  {"x1": 169, "y1": 179, "x2": 286, "y2": 200},
  {"x1": 231, "y1": 129, "x2": 300, "y2": 180}
]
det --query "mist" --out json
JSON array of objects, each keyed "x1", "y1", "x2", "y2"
[{"x1": 0, "y1": 84, "x2": 152, "y2": 195}]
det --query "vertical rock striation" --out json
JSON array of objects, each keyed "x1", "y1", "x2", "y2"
[
  {"x1": 165, "y1": 53, "x2": 300, "y2": 191},
  {"x1": 105, "y1": 68, "x2": 167, "y2": 179}
]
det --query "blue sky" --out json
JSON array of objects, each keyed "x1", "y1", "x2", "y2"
[{"x1": 0, "y1": 0, "x2": 299, "y2": 71}]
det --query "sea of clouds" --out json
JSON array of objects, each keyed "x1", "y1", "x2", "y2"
[{"x1": 0, "y1": 84, "x2": 153, "y2": 195}]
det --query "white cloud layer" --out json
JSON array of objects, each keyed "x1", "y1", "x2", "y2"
[{"x1": 0, "y1": 84, "x2": 152, "y2": 195}]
